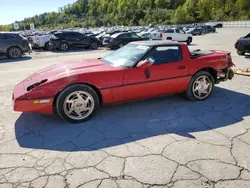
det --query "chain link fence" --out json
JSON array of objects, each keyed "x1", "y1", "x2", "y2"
[{"x1": 205, "y1": 21, "x2": 250, "y2": 28}]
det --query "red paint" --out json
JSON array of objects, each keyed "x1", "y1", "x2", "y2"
[{"x1": 13, "y1": 43, "x2": 233, "y2": 115}]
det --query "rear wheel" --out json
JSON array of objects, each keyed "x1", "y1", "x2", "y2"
[
  {"x1": 90, "y1": 42, "x2": 98, "y2": 49},
  {"x1": 60, "y1": 42, "x2": 69, "y2": 51},
  {"x1": 166, "y1": 37, "x2": 172, "y2": 40},
  {"x1": 237, "y1": 50, "x2": 245, "y2": 56},
  {"x1": 56, "y1": 84, "x2": 100, "y2": 123},
  {"x1": 187, "y1": 37, "x2": 192, "y2": 45},
  {"x1": 185, "y1": 71, "x2": 214, "y2": 101},
  {"x1": 7, "y1": 47, "x2": 22, "y2": 58}
]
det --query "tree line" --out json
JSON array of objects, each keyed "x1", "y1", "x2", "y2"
[{"x1": 0, "y1": 0, "x2": 250, "y2": 31}]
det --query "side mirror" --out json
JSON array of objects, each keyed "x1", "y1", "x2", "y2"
[{"x1": 137, "y1": 60, "x2": 151, "y2": 68}]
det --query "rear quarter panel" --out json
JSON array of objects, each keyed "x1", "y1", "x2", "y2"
[{"x1": 188, "y1": 54, "x2": 228, "y2": 75}]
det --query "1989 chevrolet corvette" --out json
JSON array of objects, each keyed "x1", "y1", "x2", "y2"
[{"x1": 13, "y1": 41, "x2": 234, "y2": 123}]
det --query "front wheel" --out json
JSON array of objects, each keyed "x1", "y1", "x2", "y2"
[
  {"x1": 44, "y1": 42, "x2": 50, "y2": 51},
  {"x1": 118, "y1": 43, "x2": 124, "y2": 48},
  {"x1": 7, "y1": 47, "x2": 22, "y2": 58},
  {"x1": 185, "y1": 71, "x2": 214, "y2": 101},
  {"x1": 56, "y1": 84, "x2": 100, "y2": 123}
]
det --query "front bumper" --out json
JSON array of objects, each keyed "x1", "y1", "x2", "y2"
[
  {"x1": 13, "y1": 97, "x2": 54, "y2": 114},
  {"x1": 12, "y1": 83, "x2": 54, "y2": 114}
]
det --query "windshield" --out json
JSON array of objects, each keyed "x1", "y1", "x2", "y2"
[
  {"x1": 244, "y1": 33, "x2": 250, "y2": 38},
  {"x1": 101, "y1": 44, "x2": 151, "y2": 67}
]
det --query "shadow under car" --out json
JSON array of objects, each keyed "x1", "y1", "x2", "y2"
[{"x1": 15, "y1": 87, "x2": 250, "y2": 152}]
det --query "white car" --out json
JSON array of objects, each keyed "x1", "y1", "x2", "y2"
[
  {"x1": 161, "y1": 28, "x2": 193, "y2": 45},
  {"x1": 31, "y1": 34, "x2": 51, "y2": 50},
  {"x1": 149, "y1": 30, "x2": 163, "y2": 40}
]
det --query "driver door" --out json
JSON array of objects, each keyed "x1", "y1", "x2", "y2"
[{"x1": 122, "y1": 45, "x2": 189, "y2": 102}]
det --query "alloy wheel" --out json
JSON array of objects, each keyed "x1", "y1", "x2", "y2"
[
  {"x1": 192, "y1": 75, "x2": 213, "y2": 100},
  {"x1": 63, "y1": 91, "x2": 95, "y2": 120}
]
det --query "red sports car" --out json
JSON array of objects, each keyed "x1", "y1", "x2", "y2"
[{"x1": 13, "y1": 41, "x2": 234, "y2": 123}]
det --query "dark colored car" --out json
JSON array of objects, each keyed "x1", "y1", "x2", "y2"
[
  {"x1": 213, "y1": 23, "x2": 223, "y2": 28},
  {"x1": 107, "y1": 32, "x2": 147, "y2": 49},
  {"x1": 204, "y1": 25, "x2": 216, "y2": 33},
  {"x1": 98, "y1": 30, "x2": 125, "y2": 42},
  {"x1": 0, "y1": 32, "x2": 32, "y2": 58},
  {"x1": 235, "y1": 33, "x2": 250, "y2": 55},
  {"x1": 49, "y1": 31, "x2": 101, "y2": 51},
  {"x1": 186, "y1": 28, "x2": 203, "y2": 35}
]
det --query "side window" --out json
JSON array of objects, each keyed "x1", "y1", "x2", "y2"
[
  {"x1": 0, "y1": 34, "x2": 6, "y2": 40},
  {"x1": 179, "y1": 30, "x2": 185, "y2": 34},
  {"x1": 130, "y1": 33, "x2": 139, "y2": 39},
  {"x1": 120, "y1": 33, "x2": 131, "y2": 39},
  {"x1": 144, "y1": 46, "x2": 183, "y2": 65},
  {"x1": 176, "y1": 29, "x2": 180, "y2": 33},
  {"x1": 62, "y1": 33, "x2": 71, "y2": 37},
  {"x1": 70, "y1": 33, "x2": 78, "y2": 37},
  {"x1": 244, "y1": 33, "x2": 250, "y2": 38},
  {"x1": 165, "y1": 29, "x2": 174, "y2": 33}
]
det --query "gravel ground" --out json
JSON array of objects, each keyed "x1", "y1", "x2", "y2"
[{"x1": 0, "y1": 28, "x2": 250, "y2": 188}]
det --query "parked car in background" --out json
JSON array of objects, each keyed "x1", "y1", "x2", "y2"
[
  {"x1": 235, "y1": 33, "x2": 250, "y2": 55},
  {"x1": 137, "y1": 32, "x2": 150, "y2": 39},
  {"x1": 31, "y1": 34, "x2": 52, "y2": 50},
  {"x1": 149, "y1": 30, "x2": 164, "y2": 40},
  {"x1": 204, "y1": 25, "x2": 216, "y2": 33},
  {"x1": 49, "y1": 31, "x2": 101, "y2": 51},
  {"x1": 0, "y1": 32, "x2": 32, "y2": 58},
  {"x1": 106, "y1": 32, "x2": 146, "y2": 49},
  {"x1": 196, "y1": 26, "x2": 207, "y2": 34},
  {"x1": 97, "y1": 30, "x2": 125, "y2": 45},
  {"x1": 161, "y1": 28, "x2": 193, "y2": 45},
  {"x1": 13, "y1": 40, "x2": 234, "y2": 123},
  {"x1": 186, "y1": 28, "x2": 203, "y2": 35},
  {"x1": 212, "y1": 23, "x2": 223, "y2": 28}
]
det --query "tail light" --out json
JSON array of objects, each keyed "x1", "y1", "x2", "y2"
[{"x1": 160, "y1": 33, "x2": 163, "y2": 38}]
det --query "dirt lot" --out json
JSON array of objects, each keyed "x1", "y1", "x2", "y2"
[{"x1": 0, "y1": 28, "x2": 250, "y2": 188}]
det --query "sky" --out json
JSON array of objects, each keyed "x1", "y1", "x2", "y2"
[{"x1": 0, "y1": 0, "x2": 77, "y2": 25}]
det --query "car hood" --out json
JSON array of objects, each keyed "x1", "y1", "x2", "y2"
[
  {"x1": 237, "y1": 37, "x2": 249, "y2": 42},
  {"x1": 23, "y1": 59, "x2": 121, "y2": 89}
]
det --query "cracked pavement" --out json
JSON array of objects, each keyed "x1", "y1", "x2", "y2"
[{"x1": 0, "y1": 28, "x2": 250, "y2": 188}]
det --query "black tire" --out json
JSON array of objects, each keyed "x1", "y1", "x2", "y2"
[
  {"x1": 167, "y1": 37, "x2": 172, "y2": 40},
  {"x1": 185, "y1": 71, "x2": 215, "y2": 101},
  {"x1": 56, "y1": 84, "x2": 100, "y2": 123},
  {"x1": 90, "y1": 42, "x2": 98, "y2": 49},
  {"x1": 44, "y1": 42, "x2": 50, "y2": 51},
  {"x1": 237, "y1": 50, "x2": 245, "y2": 56},
  {"x1": 187, "y1": 37, "x2": 192, "y2": 45},
  {"x1": 7, "y1": 47, "x2": 22, "y2": 59},
  {"x1": 118, "y1": 42, "x2": 124, "y2": 48},
  {"x1": 60, "y1": 42, "x2": 69, "y2": 51}
]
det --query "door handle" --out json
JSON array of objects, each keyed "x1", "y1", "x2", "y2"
[{"x1": 178, "y1": 65, "x2": 186, "y2": 70}]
